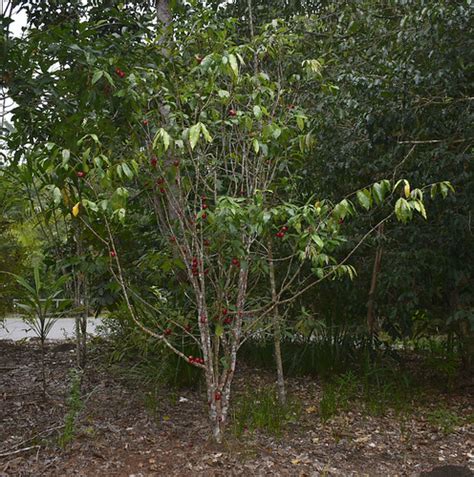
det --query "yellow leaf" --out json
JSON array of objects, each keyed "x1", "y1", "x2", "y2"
[
  {"x1": 72, "y1": 202, "x2": 80, "y2": 217},
  {"x1": 305, "y1": 405, "x2": 317, "y2": 414},
  {"x1": 404, "y1": 182, "x2": 411, "y2": 198},
  {"x1": 291, "y1": 459, "x2": 300, "y2": 465}
]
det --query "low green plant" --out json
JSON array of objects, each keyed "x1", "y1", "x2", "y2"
[
  {"x1": 231, "y1": 386, "x2": 300, "y2": 437},
  {"x1": 58, "y1": 369, "x2": 84, "y2": 448},
  {"x1": 426, "y1": 407, "x2": 463, "y2": 434}
]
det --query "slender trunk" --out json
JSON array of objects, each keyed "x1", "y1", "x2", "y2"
[
  {"x1": 367, "y1": 224, "x2": 384, "y2": 340},
  {"x1": 267, "y1": 238, "x2": 286, "y2": 405},
  {"x1": 40, "y1": 336, "x2": 46, "y2": 397}
]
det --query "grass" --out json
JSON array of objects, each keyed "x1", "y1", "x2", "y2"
[
  {"x1": 231, "y1": 385, "x2": 301, "y2": 437},
  {"x1": 58, "y1": 368, "x2": 84, "y2": 448}
]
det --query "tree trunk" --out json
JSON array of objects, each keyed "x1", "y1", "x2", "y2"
[
  {"x1": 40, "y1": 337, "x2": 46, "y2": 397},
  {"x1": 267, "y1": 238, "x2": 286, "y2": 405},
  {"x1": 367, "y1": 224, "x2": 384, "y2": 340}
]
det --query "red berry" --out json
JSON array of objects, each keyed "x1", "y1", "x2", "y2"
[
  {"x1": 192, "y1": 257, "x2": 198, "y2": 264},
  {"x1": 164, "y1": 328, "x2": 172, "y2": 336},
  {"x1": 228, "y1": 109, "x2": 237, "y2": 117},
  {"x1": 203, "y1": 239, "x2": 210, "y2": 247},
  {"x1": 76, "y1": 171, "x2": 85, "y2": 178},
  {"x1": 159, "y1": 188, "x2": 166, "y2": 194},
  {"x1": 201, "y1": 195, "x2": 207, "y2": 202},
  {"x1": 188, "y1": 355, "x2": 194, "y2": 362},
  {"x1": 110, "y1": 250, "x2": 116, "y2": 257},
  {"x1": 157, "y1": 177, "x2": 165, "y2": 185},
  {"x1": 201, "y1": 212, "x2": 207, "y2": 219},
  {"x1": 231, "y1": 258, "x2": 240, "y2": 267},
  {"x1": 115, "y1": 67, "x2": 121, "y2": 75},
  {"x1": 143, "y1": 119, "x2": 149, "y2": 126},
  {"x1": 150, "y1": 157, "x2": 158, "y2": 167},
  {"x1": 223, "y1": 317, "x2": 232, "y2": 325},
  {"x1": 202, "y1": 204, "x2": 208, "y2": 210},
  {"x1": 281, "y1": 226, "x2": 289, "y2": 232},
  {"x1": 276, "y1": 231, "x2": 284, "y2": 238},
  {"x1": 222, "y1": 308, "x2": 228, "y2": 315},
  {"x1": 214, "y1": 391, "x2": 221, "y2": 401},
  {"x1": 200, "y1": 314, "x2": 207, "y2": 324}
]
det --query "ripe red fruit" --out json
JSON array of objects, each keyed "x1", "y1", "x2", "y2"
[
  {"x1": 231, "y1": 258, "x2": 240, "y2": 267},
  {"x1": 150, "y1": 157, "x2": 158, "y2": 167},
  {"x1": 201, "y1": 212, "x2": 207, "y2": 219},
  {"x1": 159, "y1": 187, "x2": 166, "y2": 194},
  {"x1": 164, "y1": 328, "x2": 172, "y2": 336},
  {"x1": 201, "y1": 195, "x2": 207, "y2": 202},
  {"x1": 157, "y1": 177, "x2": 165, "y2": 185},
  {"x1": 281, "y1": 226, "x2": 289, "y2": 232},
  {"x1": 143, "y1": 119, "x2": 149, "y2": 126},
  {"x1": 76, "y1": 171, "x2": 85, "y2": 178},
  {"x1": 169, "y1": 236, "x2": 176, "y2": 243},
  {"x1": 223, "y1": 317, "x2": 232, "y2": 325},
  {"x1": 228, "y1": 109, "x2": 237, "y2": 117},
  {"x1": 214, "y1": 391, "x2": 221, "y2": 401},
  {"x1": 276, "y1": 231, "x2": 284, "y2": 238},
  {"x1": 188, "y1": 355, "x2": 194, "y2": 362},
  {"x1": 222, "y1": 308, "x2": 228, "y2": 315},
  {"x1": 202, "y1": 204, "x2": 208, "y2": 210},
  {"x1": 110, "y1": 250, "x2": 116, "y2": 257}
]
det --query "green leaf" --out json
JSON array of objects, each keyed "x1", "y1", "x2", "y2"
[
  {"x1": 200, "y1": 123, "x2": 213, "y2": 143},
  {"x1": 252, "y1": 138, "x2": 260, "y2": 154},
  {"x1": 91, "y1": 69, "x2": 104, "y2": 85},
  {"x1": 253, "y1": 105, "x2": 262, "y2": 119},
  {"x1": 229, "y1": 53, "x2": 238, "y2": 78},
  {"x1": 215, "y1": 324, "x2": 224, "y2": 338},
  {"x1": 356, "y1": 189, "x2": 371, "y2": 210},
  {"x1": 122, "y1": 163, "x2": 133, "y2": 179},
  {"x1": 189, "y1": 123, "x2": 200, "y2": 150}
]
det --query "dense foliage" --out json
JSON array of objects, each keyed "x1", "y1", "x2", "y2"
[{"x1": 1, "y1": 0, "x2": 472, "y2": 441}]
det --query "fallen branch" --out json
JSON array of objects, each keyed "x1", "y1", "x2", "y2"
[{"x1": 0, "y1": 445, "x2": 40, "y2": 459}]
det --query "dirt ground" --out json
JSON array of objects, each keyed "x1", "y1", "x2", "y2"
[{"x1": 0, "y1": 340, "x2": 473, "y2": 476}]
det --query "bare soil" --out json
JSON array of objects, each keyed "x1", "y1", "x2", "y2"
[{"x1": 0, "y1": 340, "x2": 473, "y2": 476}]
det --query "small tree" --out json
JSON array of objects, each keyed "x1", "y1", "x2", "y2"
[{"x1": 7, "y1": 268, "x2": 69, "y2": 395}]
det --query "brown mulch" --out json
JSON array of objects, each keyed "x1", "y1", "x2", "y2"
[{"x1": 0, "y1": 340, "x2": 473, "y2": 476}]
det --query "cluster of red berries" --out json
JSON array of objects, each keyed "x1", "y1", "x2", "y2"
[
  {"x1": 200, "y1": 195, "x2": 208, "y2": 219},
  {"x1": 188, "y1": 355, "x2": 204, "y2": 365},
  {"x1": 214, "y1": 391, "x2": 222, "y2": 401},
  {"x1": 115, "y1": 67, "x2": 126, "y2": 78},
  {"x1": 276, "y1": 225, "x2": 289, "y2": 238},
  {"x1": 157, "y1": 177, "x2": 166, "y2": 194},
  {"x1": 76, "y1": 171, "x2": 85, "y2": 178},
  {"x1": 191, "y1": 257, "x2": 200, "y2": 276}
]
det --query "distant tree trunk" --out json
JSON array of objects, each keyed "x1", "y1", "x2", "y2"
[
  {"x1": 367, "y1": 224, "x2": 384, "y2": 340},
  {"x1": 268, "y1": 238, "x2": 286, "y2": 405},
  {"x1": 73, "y1": 224, "x2": 87, "y2": 369}
]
